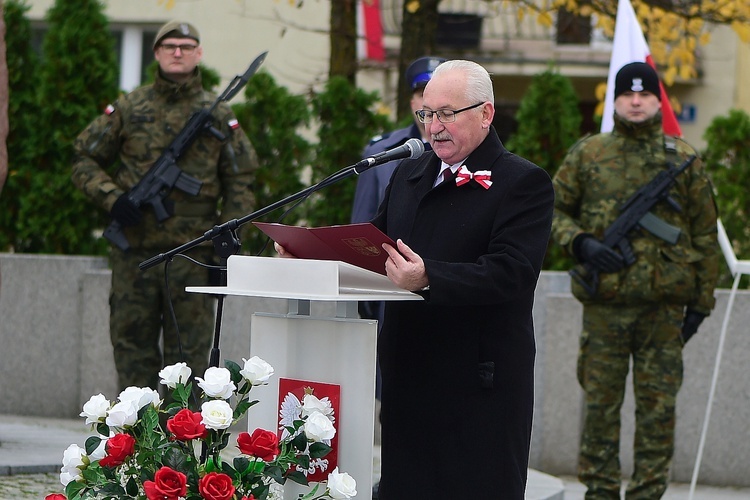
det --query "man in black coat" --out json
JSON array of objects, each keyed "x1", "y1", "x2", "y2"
[{"x1": 372, "y1": 59, "x2": 554, "y2": 498}]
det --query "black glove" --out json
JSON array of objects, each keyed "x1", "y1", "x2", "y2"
[
  {"x1": 110, "y1": 194, "x2": 142, "y2": 227},
  {"x1": 579, "y1": 237, "x2": 625, "y2": 273},
  {"x1": 681, "y1": 310, "x2": 706, "y2": 345}
]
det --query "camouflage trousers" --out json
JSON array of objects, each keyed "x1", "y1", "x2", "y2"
[
  {"x1": 109, "y1": 246, "x2": 217, "y2": 392},
  {"x1": 577, "y1": 302, "x2": 684, "y2": 499}
]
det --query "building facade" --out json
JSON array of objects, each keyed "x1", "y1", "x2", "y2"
[{"x1": 24, "y1": 0, "x2": 748, "y2": 149}]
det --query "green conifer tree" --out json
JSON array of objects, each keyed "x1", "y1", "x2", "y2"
[
  {"x1": 307, "y1": 76, "x2": 391, "y2": 227},
  {"x1": 0, "y1": 0, "x2": 41, "y2": 251},
  {"x1": 17, "y1": 0, "x2": 118, "y2": 254},
  {"x1": 506, "y1": 67, "x2": 582, "y2": 270},
  {"x1": 703, "y1": 109, "x2": 750, "y2": 285},
  {"x1": 231, "y1": 71, "x2": 312, "y2": 255}
]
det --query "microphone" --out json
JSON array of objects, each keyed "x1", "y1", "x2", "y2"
[{"x1": 355, "y1": 138, "x2": 426, "y2": 173}]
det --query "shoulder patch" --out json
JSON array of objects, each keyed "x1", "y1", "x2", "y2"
[
  {"x1": 104, "y1": 104, "x2": 116, "y2": 116},
  {"x1": 228, "y1": 118, "x2": 240, "y2": 130}
]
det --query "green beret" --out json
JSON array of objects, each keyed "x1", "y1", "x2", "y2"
[{"x1": 153, "y1": 20, "x2": 200, "y2": 50}]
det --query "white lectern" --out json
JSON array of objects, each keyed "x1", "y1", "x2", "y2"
[{"x1": 188, "y1": 255, "x2": 422, "y2": 499}]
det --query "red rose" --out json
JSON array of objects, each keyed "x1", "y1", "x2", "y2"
[
  {"x1": 143, "y1": 466, "x2": 187, "y2": 500},
  {"x1": 241, "y1": 496, "x2": 256, "y2": 500},
  {"x1": 198, "y1": 471, "x2": 236, "y2": 500},
  {"x1": 99, "y1": 433, "x2": 135, "y2": 467},
  {"x1": 166, "y1": 408, "x2": 208, "y2": 440},
  {"x1": 45, "y1": 495, "x2": 67, "y2": 500},
  {"x1": 237, "y1": 428, "x2": 279, "y2": 461}
]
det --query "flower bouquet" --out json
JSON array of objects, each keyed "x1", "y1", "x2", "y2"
[{"x1": 45, "y1": 357, "x2": 357, "y2": 500}]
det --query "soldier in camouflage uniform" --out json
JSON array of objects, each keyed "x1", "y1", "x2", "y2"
[
  {"x1": 551, "y1": 62, "x2": 720, "y2": 499},
  {"x1": 71, "y1": 21, "x2": 258, "y2": 391}
]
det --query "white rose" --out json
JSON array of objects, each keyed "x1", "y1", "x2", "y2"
[
  {"x1": 106, "y1": 400, "x2": 139, "y2": 428},
  {"x1": 59, "y1": 443, "x2": 86, "y2": 486},
  {"x1": 196, "y1": 367, "x2": 236, "y2": 399},
  {"x1": 118, "y1": 386, "x2": 161, "y2": 410},
  {"x1": 80, "y1": 393, "x2": 110, "y2": 425},
  {"x1": 327, "y1": 467, "x2": 357, "y2": 499},
  {"x1": 301, "y1": 394, "x2": 333, "y2": 419},
  {"x1": 304, "y1": 411, "x2": 336, "y2": 442},
  {"x1": 201, "y1": 399, "x2": 234, "y2": 430},
  {"x1": 159, "y1": 362, "x2": 192, "y2": 389},
  {"x1": 240, "y1": 356, "x2": 274, "y2": 386}
]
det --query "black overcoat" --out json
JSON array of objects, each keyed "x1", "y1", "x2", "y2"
[{"x1": 372, "y1": 128, "x2": 554, "y2": 499}]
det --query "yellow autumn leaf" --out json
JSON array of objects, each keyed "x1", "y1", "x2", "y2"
[
  {"x1": 594, "y1": 101, "x2": 604, "y2": 119},
  {"x1": 663, "y1": 65, "x2": 677, "y2": 86},
  {"x1": 687, "y1": 18, "x2": 704, "y2": 34},
  {"x1": 669, "y1": 96, "x2": 682, "y2": 115},
  {"x1": 732, "y1": 22, "x2": 750, "y2": 43},
  {"x1": 700, "y1": 31, "x2": 712, "y2": 45},
  {"x1": 595, "y1": 82, "x2": 607, "y2": 101},
  {"x1": 537, "y1": 12, "x2": 554, "y2": 28},
  {"x1": 406, "y1": 0, "x2": 420, "y2": 14}
]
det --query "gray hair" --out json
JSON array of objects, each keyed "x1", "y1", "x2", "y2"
[{"x1": 432, "y1": 60, "x2": 494, "y2": 104}]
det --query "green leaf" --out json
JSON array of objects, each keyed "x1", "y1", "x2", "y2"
[
  {"x1": 65, "y1": 480, "x2": 86, "y2": 499},
  {"x1": 308, "y1": 442, "x2": 332, "y2": 459},
  {"x1": 295, "y1": 453, "x2": 310, "y2": 470},
  {"x1": 96, "y1": 423, "x2": 109, "y2": 436},
  {"x1": 233, "y1": 456, "x2": 251, "y2": 474},
  {"x1": 286, "y1": 470, "x2": 309, "y2": 486},
  {"x1": 264, "y1": 464, "x2": 284, "y2": 482},
  {"x1": 84, "y1": 435, "x2": 104, "y2": 456},
  {"x1": 251, "y1": 482, "x2": 270, "y2": 499},
  {"x1": 225, "y1": 359, "x2": 243, "y2": 384},
  {"x1": 142, "y1": 405, "x2": 160, "y2": 432},
  {"x1": 174, "y1": 382, "x2": 193, "y2": 405},
  {"x1": 234, "y1": 397, "x2": 253, "y2": 419},
  {"x1": 163, "y1": 446, "x2": 190, "y2": 473},
  {"x1": 292, "y1": 431, "x2": 308, "y2": 452}
]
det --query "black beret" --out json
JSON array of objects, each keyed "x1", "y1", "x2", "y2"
[{"x1": 614, "y1": 62, "x2": 661, "y2": 101}]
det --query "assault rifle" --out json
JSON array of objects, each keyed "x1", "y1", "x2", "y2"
[
  {"x1": 103, "y1": 51, "x2": 268, "y2": 251},
  {"x1": 570, "y1": 154, "x2": 697, "y2": 297}
]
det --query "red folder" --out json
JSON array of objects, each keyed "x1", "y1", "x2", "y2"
[{"x1": 253, "y1": 222, "x2": 395, "y2": 275}]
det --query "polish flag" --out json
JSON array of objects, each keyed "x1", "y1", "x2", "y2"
[
  {"x1": 357, "y1": 0, "x2": 385, "y2": 61},
  {"x1": 601, "y1": 0, "x2": 682, "y2": 136}
]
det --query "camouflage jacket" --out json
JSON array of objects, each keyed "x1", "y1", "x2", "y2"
[
  {"x1": 72, "y1": 68, "x2": 258, "y2": 250},
  {"x1": 552, "y1": 112, "x2": 720, "y2": 314}
]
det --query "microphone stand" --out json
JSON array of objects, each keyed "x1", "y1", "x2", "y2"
[{"x1": 139, "y1": 158, "x2": 375, "y2": 370}]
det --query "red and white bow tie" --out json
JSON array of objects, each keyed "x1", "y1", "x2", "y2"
[{"x1": 455, "y1": 165, "x2": 492, "y2": 189}]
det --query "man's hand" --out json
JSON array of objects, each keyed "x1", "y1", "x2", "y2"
[
  {"x1": 110, "y1": 193, "x2": 142, "y2": 226},
  {"x1": 681, "y1": 310, "x2": 706, "y2": 345},
  {"x1": 273, "y1": 242, "x2": 297, "y2": 258},
  {"x1": 579, "y1": 237, "x2": 625, "y2": 273},
  {"x1": 382, "y1": 239, "x2": 428, "y2": 291}
]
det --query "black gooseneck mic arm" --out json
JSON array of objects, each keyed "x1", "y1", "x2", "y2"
[
  {"x1": 139, "y1": 137, "x2": 425, "y2": 370},
  {"x1": 139, "y1": 137, "x2": 426, "y2": 271}
]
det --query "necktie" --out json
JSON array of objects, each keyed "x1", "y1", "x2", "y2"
[{"x1": 436, "y1": 168, "x2": 453, "y2": 187}]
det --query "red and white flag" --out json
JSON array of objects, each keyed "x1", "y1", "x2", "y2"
[
  {"x1": 357, "y1": 0, "x2": 384, "y2": 61},
  {"x1": 601, "y1": 0, "x2": 682, "y2": 136}
]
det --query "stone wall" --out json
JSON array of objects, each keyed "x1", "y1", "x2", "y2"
[{"x1": 1, "y1": 254, "x2": 748, "y2": 486}]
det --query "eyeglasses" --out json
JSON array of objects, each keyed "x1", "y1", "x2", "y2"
[
  {"x1": 415, "y1": 102, "x2": 484, "y2": 124},
  {"x1": 159, "y1": 43, "x2": 198, "y2": 55}
]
